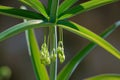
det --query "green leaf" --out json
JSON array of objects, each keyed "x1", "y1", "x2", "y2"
[
  {"x1": 58, "y1": 0, "x2": 119, "y2": 20},
  {"x1": 20, "y1": 0, "x2": 49, "y2": 19},
  {"x1": 25, "y1": 29, "x2": 49, "y2": 80},
  {"x1": 47, "y1": 0, "x2": 52, "y2": 15},
  {"x1": 49, "y1": 0, "x2": 59, "y2": 22},
  {"x1": 85, "y1": 74, "x2": 120, "y2": 80},
  {"x1": 58, "y1": 0, "x2": 78, "y2": 16},
  {"x1": 57, "y1": 21, "x2": 120, "y2": 80},
  {"x1": 58, "y1": 20, "x2": 120, "y2": 59},
  {"x1": 0, "y1": 5, "x2": 44, "y2": 19},
  {"x1": 0, "y1": 20, "x2": 53, "y2": 41}
]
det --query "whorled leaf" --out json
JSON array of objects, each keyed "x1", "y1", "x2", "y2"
[
  {"x1": 58, "y1": 0, "x2": 78, "y2": 15},
  {"x1": 84, "y1": 74, "x2": 120, "y2": 80},
  {"x1": 0, "y1": 20, "x2": 53, "y2": 41},
  {"x1": 20, "y1": 0, "x2": 49, "y2": 19},
  {"x1": 58, "y1": 20, "x2": 120, "y2": 59},
  {"x1": 49, "y1": 0, "x2": 59, "y2": 22},
  {"x1": 47, "y1": 0, "x2": 52, "y2": 15},
  {"x1": 57, "y1": 21, "x2": 120, "y2": 80},
  {"x1": 0, "y1": 5, "x2": 44, "y2": 19},
  {"x1": 58, "y1": 0, "x2": 119, "y2": 20}
]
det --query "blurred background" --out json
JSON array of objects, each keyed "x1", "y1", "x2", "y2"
[{"x1": 0, "y1": 0, "x2": 120, "y2": 80}]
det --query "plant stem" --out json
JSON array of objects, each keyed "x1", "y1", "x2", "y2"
[
  {"x1": 49, "y1": 26, "x2": 57, "y2": 80},
  {"x1": 59, "y1": 27, "x2": 63, "y2": 41},
  {"x1": 49, "y1": 0, "x2": 59, "y2": 80}
]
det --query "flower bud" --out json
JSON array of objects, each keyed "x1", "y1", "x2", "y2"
[
  {"x1": 50, "y1": 49, "x2": 57, "y2": 62},
  {"x1": 40, "y1": 42, "x2": 51, "y2": 65},
  {"x1": 57, "y1": 41, "x2": 65, "y2": 63}
]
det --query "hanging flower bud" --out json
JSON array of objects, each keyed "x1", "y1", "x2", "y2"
[
  {"x1": 57, "y1": 41, "x2": 65, "y2": 63},
  {"x1": 45, "y1": 57, "x2": 51, "y2": 65},
  {"x1": 58, "y1": 51, "x2": 65, "y2": 63},
  {"x1": 40, "y1": 43, "x2": 51, "y2": 65},
  {"x1": 50, "y1": 48, "x2": 57, "y2": 62}
]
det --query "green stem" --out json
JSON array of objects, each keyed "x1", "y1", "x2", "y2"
[
  {"x1": 59, "y1": 27, "x2": 63, "y2": 41},
  {"x1": 49, "y1": 0, "x2": 59, "y2": 80},
  {"x1": 49, "y1": 26, "x2": 57, "y2": 80}
]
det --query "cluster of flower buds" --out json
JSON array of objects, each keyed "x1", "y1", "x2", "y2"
[
  {"x1": 40, "y1": 43, "x2": 51, "y2": 65},
  {"x1": 40, "y1": 41, "x2": 65, "y2": 65},
  {"x1": 57, "y1": 41, "x2": 65, "y2": 63}
]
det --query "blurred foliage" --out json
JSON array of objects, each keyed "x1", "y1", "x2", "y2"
[{"x1": 0, "y1": 66, "x2": 11, "y2": 80}]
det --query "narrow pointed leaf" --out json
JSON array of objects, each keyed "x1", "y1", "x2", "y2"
[
  {"x1": 26, "y1": 29, "x2": 49, "y2": 80},
  {"x1": 58, "y1": 20, "x2": 120, "y2": 59},
  {"x1": 20, "y1": 0, "x2": 49, "y2": 19},
  {"x1": 50, "y1": 0, "x2": 59, "y2": 22},
  {"x1": 58, "y1": 0, "x2": 78, "y2": 15},
  {"x1": 85, "y1": 74, "x2": 120, "y2": 80},
  {"x1": 0, "y1": 20, "x2": 53, "y2": 41},
  {"x1": 47, "y1": 0, "x2": 52, "y2": 15},
  {"x1": 57, "y1": 21, "x2": 120, "y2": 80},
  {"x1": 0, "y1": 5, "x2": 44, "y2": 19},
  {"x1": 58, "y1": 0, "x2": 119, "y2": 20}
]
